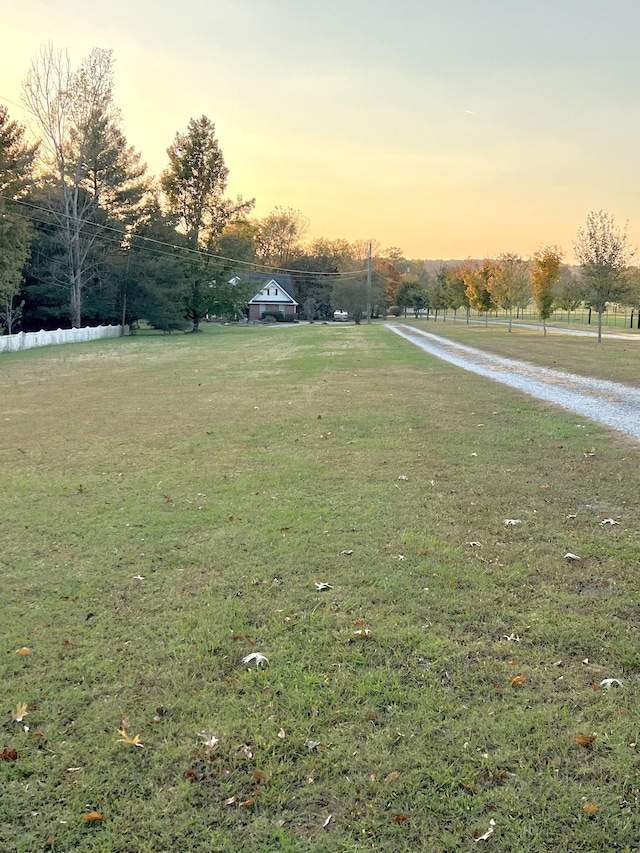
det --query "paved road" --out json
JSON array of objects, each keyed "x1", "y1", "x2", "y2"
[{"x1": 387, "y1": 323, "x2": 640, "y2": 442}]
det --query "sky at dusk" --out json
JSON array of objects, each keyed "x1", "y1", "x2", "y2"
[{"x1": 2, "y1": 0, "x2": 640, "y2": 261}]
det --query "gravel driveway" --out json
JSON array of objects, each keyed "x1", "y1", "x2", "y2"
[{"x1": 388, "y1": 323, "x2": 640, "y2": 442}]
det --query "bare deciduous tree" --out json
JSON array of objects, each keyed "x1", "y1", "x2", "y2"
[{"x1": 23, "y1": 44, "x2": 117, "y2": 327}]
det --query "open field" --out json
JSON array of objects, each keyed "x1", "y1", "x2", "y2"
[{"x1": 1, "y1": 324, "x2": 639, "y2": 852}]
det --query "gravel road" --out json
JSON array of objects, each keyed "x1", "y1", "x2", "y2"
[{"x1": 388, "y1": 323, "x2": 640, "y2": 442}]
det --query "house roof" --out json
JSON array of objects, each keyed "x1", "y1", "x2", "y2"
[{"x1": 237, "y1": 272, "x2": 298, "y2": 306}]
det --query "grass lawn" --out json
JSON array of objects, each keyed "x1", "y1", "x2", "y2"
[{"x1": 1, "y1": 323, "x2": 639, "y2": 852}]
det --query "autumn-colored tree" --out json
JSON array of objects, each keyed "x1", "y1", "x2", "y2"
[
  {"x1": 444, "y1": 264, "x2": 470, "y2": 320},
  {"x1": 461, "y1": 259, "x2": 496, "y2": 324},
  {"x1": 375, "y1": 257, "x2": 403, "y2": 307},
  {"x1": 530, "y1": 246, "x2": 562, "y2": 334},
  {"x1": 489, "y1": 253, "x2": 530, "y2": 331},
  {"x1": 574, "y1": 210, "x2": 635, "y2": 342},
  {"x1": 255, "y1": 207, "x2": 307, "y2": 268}
]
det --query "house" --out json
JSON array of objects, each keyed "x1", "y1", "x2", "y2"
[{"x1": 236, "y1": 272, "x2": 298, "y2": 321}]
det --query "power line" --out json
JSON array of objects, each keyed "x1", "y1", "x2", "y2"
[{"x1": 2, "y1": 193, "x2": 369, "y2": 279}]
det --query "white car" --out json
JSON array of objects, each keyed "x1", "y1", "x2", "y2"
[{"x1": 333, "y1": 310, "x2": 349, "y2": 322}]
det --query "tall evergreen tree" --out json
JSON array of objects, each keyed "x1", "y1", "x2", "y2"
[{"x1": 0, "y1": 105, "x2": 37, "y2": 332}]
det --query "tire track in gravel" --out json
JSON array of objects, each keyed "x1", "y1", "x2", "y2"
[{"x1": 388, "y1": 323, "x2": 640, "y2": 441}]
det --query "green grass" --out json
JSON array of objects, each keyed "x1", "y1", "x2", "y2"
[{"x1": 1, "y1": 324, "x2": 639, "y2": 852}]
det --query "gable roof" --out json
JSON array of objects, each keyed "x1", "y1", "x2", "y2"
[{"x1": 236, "y1": 272, "x2": 298, "y2": 306}]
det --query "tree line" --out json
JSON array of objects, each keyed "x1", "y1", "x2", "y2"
[{"x1": 1, "y1": 46, "x2": 638, "y2": 339}]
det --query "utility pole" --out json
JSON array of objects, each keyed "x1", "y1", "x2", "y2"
[{"x1": 366, "y1": 241, "x2": 372, "y2": 324}]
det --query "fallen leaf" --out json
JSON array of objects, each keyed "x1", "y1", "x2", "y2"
[
  {"x1": 575, "y1": 734, "x2": 596, "y2": 748},
  {"x1": 117, "y1": 727, "x2": 144, "y2": 748},
  {"x1": 239, "y1": 798, "x2": 254, "y2": 808},
  {"x1": 81, "y1": 812, "x2": 104, "y2": 822},
  {"x1": 16, "y1": 647, "x2": 32, "y2": 656},
  {"x1": 197, "y1": 731, "x2": 219, "y2": 750},
  {"x1": 385, "y1": 771, "x2": 401, "y2": 783},
  {"x1": 242, "y1": 652, "x2": 269, "y2": 667},
  {"x1": 583, "y1": 803, "x2": 599, "y2": 814},
  {"x1": 44, "y1": 837, "x2": 55, "y2": 849},
  {"x1": 392, "y1": 814, "x2": 410, "y2": 824},
  {"x1": 474, "y1": 819, "x2": 496, "y2": 841},
  {"x1": 354, "y1": 628, "x2": 372, "y2": 637},
  {"x1": 223, "y1": 796, "x2": 238, "y2": 806},
  {"x1": 0, "y1": 748, "x2": 18, "y2": 761},
  {"x1": 510, "y1": 674, "x2": 528, "y2": 686},
  {"x1": 322, "y1": 814, "x2": 333, "y2": 828},
  {"x1": 11, "y1": 702, "x2": 28, "y2": 722},
  {"x1": 253, "y1": 771, "x2": 269, "y2": 783},
  {"x1": 277, "y1": 728, "x2": 286, "y2": 740}
]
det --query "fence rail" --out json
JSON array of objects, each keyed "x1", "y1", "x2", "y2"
[{"x1": 0, "y1": 325, "x2": 124, "y2": 354}]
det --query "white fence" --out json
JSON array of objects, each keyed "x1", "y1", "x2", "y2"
[{"x1": 0, "y1": 324, "x2": 124, "y2": 354}]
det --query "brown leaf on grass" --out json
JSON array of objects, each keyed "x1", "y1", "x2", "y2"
[
  {"x1": 575, "y1": 734, "x2": 596, "y2": 748},
  {"x1": 81, "y1": 812, "x2": 104, "y2": 821},
  {"x1": 253, "y1": 771, "x2": 269, "y2": 783},
  {"x1": 384, "y1": 771, "x2": 401, "y2": 783},
  {"x1": 62, "y1": 639, "x2": 73, "y2": 646},
  {"x1": 0, "y1": 748, "x2": 18, "y2": 761},
  {"x1": 392, "y1": 814, "x2": 410, "y2": 824},
  {"x1": 239, "y1": 798, "x2": 255, "y2": 808},
  {"x1": 510, "y1": 674, "x2": 528, "y2": 687},
  {"x1": 117, "y1": 727, "x2": 144, "y2": 748},
  {"x1": 583, "y1": 803, "x2": 599, "y2": 814},
  {"x1": 16, "y1": 647, "x2": 31, "y2": 656},
  {"x1": 11, "y1": 702, "x2": 28, "y2": 722},
  {"x1": 44, "y1": 837, "x2": 55, "y2": 849}
]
